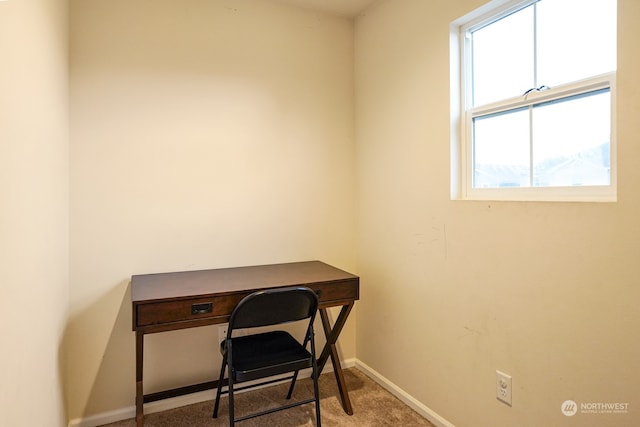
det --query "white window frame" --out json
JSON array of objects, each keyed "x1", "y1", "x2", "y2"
[{"x1": 450, "y1": 0, "x2": 617, "y2": 202}]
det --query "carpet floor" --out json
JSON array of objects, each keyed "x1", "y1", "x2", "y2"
[{"x1": 100, "y1": 368, "x2": 435, "y2": 426}]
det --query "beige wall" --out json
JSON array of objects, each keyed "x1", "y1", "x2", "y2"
[
  {"x1": 67, "y1": 0, "x2": 355, "y2": 420},
  {"x1": 355, "y1": 1, "x2": 640, "y2": 426},
  {"x1": 0, "y1": 0, "x2": 69, "y2": 426}
]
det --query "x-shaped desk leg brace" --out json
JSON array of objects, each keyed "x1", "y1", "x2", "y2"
[{"x1": 317, "y1": 302, "x2": 355, "y2": 415}]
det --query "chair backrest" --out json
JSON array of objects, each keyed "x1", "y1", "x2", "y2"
[{"x1": 228, "y1": 286, "x2": 319, "y2": 331}]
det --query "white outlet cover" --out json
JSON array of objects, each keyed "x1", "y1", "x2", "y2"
[{"x1": 496, "y1": 370, "x2": 512, "y2": 406}]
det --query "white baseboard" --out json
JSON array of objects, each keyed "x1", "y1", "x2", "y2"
[
  {"x1": 68, "y1": 406, "x2": 135, "y2": 427},
  {"x1": 355, "y1": 360, "x2": 455, "y2": 427},
  {"x1": 354, "y1": 360, "x2": 455, "y2": 427},
  {"x1": 68, "y1": 358, "x2": 454, "y2": 427}
]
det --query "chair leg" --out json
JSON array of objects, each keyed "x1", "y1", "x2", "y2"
[
  {"x1": 313, "y1": 367, "x2": 322, "y2": 427},
  {"x1": 212, "y1": 356, "x2": 227, "y2": 418},
  {"x1": 228, "y1": 367, "x2": 235, "y2": 427},
  {"x1": 286, "y1": 370, "x2": 299, "y2": 399},
  {"x1": 227, "y1": 343, "x2": 235, "y2": 427},
  {"x1": 310, "y1": 329, "x2": 322, "y2": 427}
]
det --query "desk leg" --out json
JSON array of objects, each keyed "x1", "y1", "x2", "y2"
[
  {"x1": 135, "y1": 330, "x2": 144, "y2": 427},
  {"x1": 318, "y1": 303, "x2": 354, "y2": 415}
]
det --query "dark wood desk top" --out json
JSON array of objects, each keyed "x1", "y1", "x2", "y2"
[{"x1": 131, "y1": 260, "x2": 358, "y2": 302}]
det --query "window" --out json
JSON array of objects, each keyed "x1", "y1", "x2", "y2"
[{"x1": 452, "y1": 0, "x2": 617, "y2": 201}]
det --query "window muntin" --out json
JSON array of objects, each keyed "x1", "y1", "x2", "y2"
[{"x1": 458, "y1": 0, "x2": 617, "y2": 201}]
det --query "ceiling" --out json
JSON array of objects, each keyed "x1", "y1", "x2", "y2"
[{"x1": 276, "y1": 0, "x2": 379, "y2": 17}]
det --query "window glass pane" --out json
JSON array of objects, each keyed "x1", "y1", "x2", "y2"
[
  {"x1": 537, "y1": 0, "x2": 616, "y2": 88},
  {"x1": 471, "y1": 5, "x2": 534, "y2": 106},
  {"x1": 532, "y1": 89, "x2": 611, "y2": 187},
  {"x1": 473, "y1": 108, "x2": 530, "y2": 188}
]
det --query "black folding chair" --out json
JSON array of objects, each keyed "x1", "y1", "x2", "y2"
[{"x1": 212, "y1": 286, "x2": 322, "y2": 426}]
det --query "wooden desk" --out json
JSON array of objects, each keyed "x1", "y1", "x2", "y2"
[{"x1": 131, "y1": 260, "x2": 359, "y2": 427}]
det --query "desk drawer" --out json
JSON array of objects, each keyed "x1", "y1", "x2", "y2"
[
  {"x1": 314, "y1": 280, "x2": 359, "y2": 306},
  {"x1": 134, "y1": 280, "x2": 359, "y2": 328},
  {"x1": 135, "y1": 294, "x2": 245, "y2": 328}
]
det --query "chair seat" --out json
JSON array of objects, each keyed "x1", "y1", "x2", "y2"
[{"x1": 222, "y1": 331, "x2": 313, "y2": 382}]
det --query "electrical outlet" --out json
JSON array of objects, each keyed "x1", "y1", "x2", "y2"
[
  {"x1": 218, "y1": 324, "x2": 229, "y2": 344},
  {"x1": 496, "y1": 370, "x2": 512, "y2": 406},
  {"x1": 218, "y1": 324, "x2": 247, "y2": 343}
]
